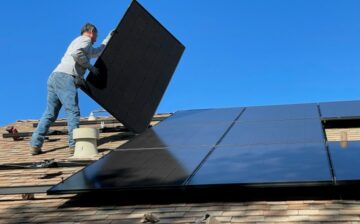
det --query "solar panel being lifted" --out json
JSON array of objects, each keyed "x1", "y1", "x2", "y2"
[{"x1": 82, "y1": 1, "x2": 185, "y2": 133}]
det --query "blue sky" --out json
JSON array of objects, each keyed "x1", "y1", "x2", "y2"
[{"x1": 1, "y1": 0, "x2": 360, "y2": 126}]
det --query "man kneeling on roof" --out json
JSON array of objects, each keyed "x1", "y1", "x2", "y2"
[{"x1": 30, "y1": 23, "x2": 113, "y2": 155}]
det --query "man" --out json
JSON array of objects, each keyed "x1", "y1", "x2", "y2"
[{"x1": 30, "y1": 23, "x2": 113, "y2": 155}]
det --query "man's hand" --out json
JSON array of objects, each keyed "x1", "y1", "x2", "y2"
[
  {"x1": 74, "y1": 76, "x2": 87, "y2": 88},
  {"x1": 102, "y1": 29, "x2": 115, "y2": 45},
  {"x1": 89, "y1": 66, "x2": 100, "y2": 76}
]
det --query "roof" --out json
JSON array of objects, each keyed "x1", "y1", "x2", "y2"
[{"x1": 1, "y1": 114, "x2": 360, "y2": 223}]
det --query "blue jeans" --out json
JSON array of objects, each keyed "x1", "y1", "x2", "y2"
[{"x1": 30, "y1": 72, "x2": 80, "y2": 148}]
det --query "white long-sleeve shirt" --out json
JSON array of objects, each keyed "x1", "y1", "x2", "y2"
[{"x1": 53, "y1": 35, "x2": 105, "y2": 77}]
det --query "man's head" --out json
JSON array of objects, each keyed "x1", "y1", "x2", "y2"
[{"x1": 81, "y1": 23, "x2": 98, "y2": 43}]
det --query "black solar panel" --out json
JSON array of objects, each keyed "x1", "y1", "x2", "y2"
[
  {"x1": 189, "y1": 143, "x2": 332, "y2": 185},
  {"x1": 219, "y1": 119, "x2": 325, "y2": 146},
  {"x1": 328, "y1": 141, "x2": 360, "y2": 182},
  {"x1": 160, "y1": 108, "x2": 244, "y2": 126},
  {"x1": 319, "y1": 100, "x2": 360, "y2": 120},
  {"x1": 120, "y1": 123, "x2": 233, "y2": 149},
  {"x1": 49, "y1": 147, "x2": 211, "y2": 193},
  {"x1": 240, "y1": 103, "x2": 319, "y2": 122},
  {"x1": 82, "y1": 1, "x2": 185, "y2": 133},
  {"x1": 120, "y1": 108, "x2": 243, "y2": 149}
]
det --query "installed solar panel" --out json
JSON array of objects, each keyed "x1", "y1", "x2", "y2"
[
  {"x1": 328, "y1": 141, "x2": 360, "y2": 182},
  {"x1": 82, "y1": 1, "x2": 185, "y2": 133},
  {"x1": 159, "y1": 108, "x2": 244, "y2": 126},
  {"x1": 319, "y1": 100, "x2": 360, "y2": 120},
  {"x1": 49, "y1": 146, "x2": 210, "y2": 193},
  {"x1": 120, "y1": 110, "x2": 243, "y2": 149},
  {"x1": 239, "y1": 103, "x2": 319, "y2": 122},
  {"x1": 189, "y1": 143, "x2": 332, "y2": 185},
  {"x1": 119, "y1": 123, "x2": 232, "y2": 149},
  {"x1": 219, "y1": 119, "x2": 325, "y2": 146}
]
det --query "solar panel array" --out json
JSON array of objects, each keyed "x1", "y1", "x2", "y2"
[{"x1": 49, "y1": 101, "x2": 360, "y2": 194}]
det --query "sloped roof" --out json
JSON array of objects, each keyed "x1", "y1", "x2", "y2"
[{"x1": 0, "y1": 115, "x2": 360, "y2": 223}]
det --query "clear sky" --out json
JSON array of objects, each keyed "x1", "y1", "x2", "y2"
[{"x1": 1, "y1": 0, "x2": 360, "y2": 126}]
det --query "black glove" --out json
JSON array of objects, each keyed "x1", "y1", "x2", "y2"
[
  {"x1": 74, "y1": 76, "x2": 87, "y2": 88},
  {"x1": 89, "y1": 66, "x2": 100, "y2": 76}
]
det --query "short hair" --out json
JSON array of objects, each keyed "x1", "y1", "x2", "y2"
[{"x1": 81, "y1": 23, "x2": 98, "y2": 35}]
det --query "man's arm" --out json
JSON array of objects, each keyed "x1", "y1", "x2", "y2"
[
  {"x1": 71, "y1": 38, "x2": 100, "y2": 76},
  {"x1": 89, "y1": 44, "x2": 105, "y2": 58},
  {"x1": 89, "y1": 30, "x2": 114, "y2": 58},
  {"x1": 71, "y1": 38, "x2": 92, "y2": 69}
]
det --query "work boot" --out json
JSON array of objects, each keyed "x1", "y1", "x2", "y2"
[
  {"x1": 30, "y1": 146, "x2": 42, "y2": 155},
  {"x1": 141, "y1": 213, "x2": 159, "y2": 223}
]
